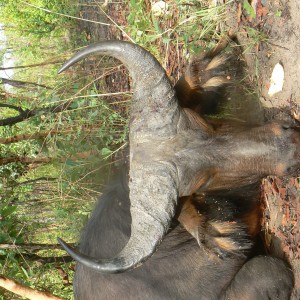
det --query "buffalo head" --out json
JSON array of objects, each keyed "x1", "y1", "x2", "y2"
[{"x1": 57, "y1": 41, "x2": 300, "y2": 273}]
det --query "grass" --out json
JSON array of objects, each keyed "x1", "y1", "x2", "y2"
[
  {"x1": 241, "y1": 26, "x2": 268, "y2": 54},
  {"x1": 126, "y1": 0, "x2": 230, "y2": 65}
]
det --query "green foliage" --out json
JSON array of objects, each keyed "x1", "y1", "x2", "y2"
[
  {"x1": 0, "y1": 0, "x2": 75, "y2": 37},
  {"x1": 275, "y1": 9, "x2": 282, "y2": 17},
  {"x1": 0, "y1": 205, "x2": 22, "y2": 244},
  {"x1": 0, "y1": 0, "x2": 78, "y2": 95},
  {"x1": 243, "y1": 0, "x2": 256, "y2": 18},
  {"x1": 127, "y1": 0, "x2": 161, "y2": 55},
  {"x1": 127, "y1": 0, "x2": 228, "y2": 63},
  {"x1": 241, "y1": 26, "x2": 268, "y2": 54},
  {"x1": 0, "y1": 250, "x2": 74, "y2": 300}
]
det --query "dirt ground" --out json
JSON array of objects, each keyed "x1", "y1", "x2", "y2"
[
  {"x1": 227, "y1": 1, "x2": 300, "y2": 297},
  {"x1": 77, "y1": 0, "x2": 300, "y2": 297},
  {"x1": 250, "y1": 0, "x2": 300, "y2": 109}
]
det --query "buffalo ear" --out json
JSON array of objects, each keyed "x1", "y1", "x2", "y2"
[
  {"x1": 176, "y1": 195, "x2": 204, "y2": 245},
  {"x1": 181, "y1": 108, "x2": 213, "y2": 134},
  {"x1": 177, "y1": 194, "x2": 254, "y2": 256}
]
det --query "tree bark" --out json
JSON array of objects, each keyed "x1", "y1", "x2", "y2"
[
  {"x1": 0, "y1": 275, "x2": 65, "y2": 300},
  {"x1": 0, "y1": 77, "x2": 51, "y2": 90},
  {"x1": 0, "y1": 131, "x2": 58, "y2": 144},
  {"x1": 0, "y1": 101, "x2": 74, "y2": 126},
  {"x1": 0, "y1": 156, "x2": 52, "y2": 167}
]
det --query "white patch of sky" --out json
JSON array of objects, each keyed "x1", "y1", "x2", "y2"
[{"x1": 0, "y1": 24, "x2": 14, "y2": 90}]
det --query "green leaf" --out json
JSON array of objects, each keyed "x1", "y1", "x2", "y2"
[
  {"x1": 65, "y1": 159, "x2": 78, "y2": 166},
  {"x1": 101, "y1": 148, "x2": 112, "y2": 156},
  {"x1": 56, "y1": 141, "x2": 66, "y2": 151},
  {"x1": 69, "y1": 101, "x2": 79, "y2": 109},
  {"x1": 1, "y1": 206, "x2": 17, "y2": 217},
  {"x1": 151, "y1": 14, "x2": 162, "y2": 34},
  {"x1": 130, "y1": 0, "x2": 139, "y2": 10},
  {"x1": 21, "y1": 266, "x2": 29, "y2": 279},
  {"x1": 162, "y1": 37, "x2": 171, "y2": 44},
  {"x1": 243, "y1": 0, "x2": 256, "y2": 18}
]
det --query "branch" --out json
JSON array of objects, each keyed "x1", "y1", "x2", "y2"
[
  {"x1": 17, "y1": 177, "x2": 56, "y2": 186},
  {"x1": 0, "y1": 91, "x2": 38, "y2": 101},
  {"x1": 0, "y1": 103, "x2": 25, "y2": 113},
  {"x1": 0, "y1": 130, "x2": 57, "y2": 144},
  {"x1": 0, "y1": 275, "x2": 65, "y2": 300},
  {"x1": 0, "y1": 60, "x2": 63, "y2": 71},
  {"x1": 0, "y1": 243, "x2": 75, "y2": 252},
  {"x1": 0, "y1": 101, "x2": 74, "y2": 126},
  {"x1": 0, "y1": 77, "x2": 52, "y2": 90},
  {"x1": 0, "y1": 103, "x2": 34, "y2": 126},
  {"x1": 0, "y1": 156, "x2": 52, "y2": 166}
]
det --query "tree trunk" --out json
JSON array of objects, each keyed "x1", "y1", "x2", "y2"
[
  {"x1": 0, "y1": 77, "x2": 51, "y2": 90},
  {"x1": 0, "y1": 276, "x2": 65, "y2": 300},
  {"x1": 0, "y1": 101, "x2": 74, "y2": 126},
  {"x1": 0, "y1": 156, "x2": 52, "y2": 167},
  {"x1": 0, "y1": 131, "x2": 58, "y2": 144}
]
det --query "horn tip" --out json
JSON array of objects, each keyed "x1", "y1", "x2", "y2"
[{"x1": 57, "y1": 65, "x2": 67, "y2": 74}]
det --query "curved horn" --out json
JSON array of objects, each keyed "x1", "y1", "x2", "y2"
[
  {"x1": 58, "y1": 163, "x2": 178, "y2": 273},
  {"x1": 58, "y1": 41, "x2": 181, "y2": 273},
  {"x1": 58, "y1": 41, "x2": 180, "y2": 140}
]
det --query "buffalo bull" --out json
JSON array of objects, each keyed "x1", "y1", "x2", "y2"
[
  {"x1": 72, "y1": 169, "x2": 293, "y2": 299},
  {"x1": 57, "y1": 40, "x2": 298, "y2": 299}
]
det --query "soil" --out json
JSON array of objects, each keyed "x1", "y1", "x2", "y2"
[
  {"x1": 226, "y1": 1, "x2": 300, "y2": 298},
  {"x1": 249, "y1": 1, "x2": 300, "y2": 110},
  {"x1": 76, "y1": 0, "x2": 300, "y2": 297}
]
